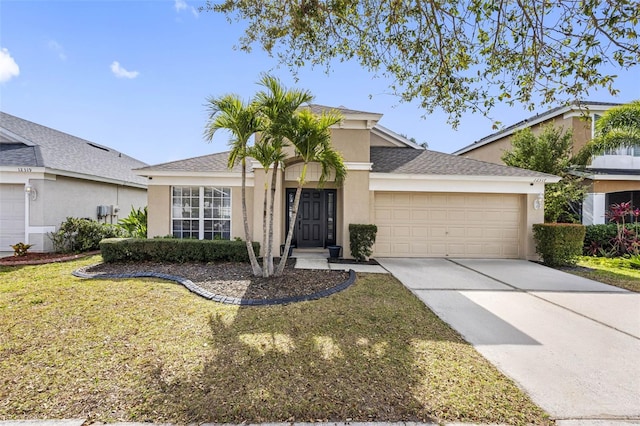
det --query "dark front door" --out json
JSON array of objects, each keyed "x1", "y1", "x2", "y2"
[{"x1": 286, "y1": 188, "x2": 337, "y2": 248}]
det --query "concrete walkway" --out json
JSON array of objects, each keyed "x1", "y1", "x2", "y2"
[
  {"x1": 294, "y1": 249, "x2": 387, "y2": 273},
  {"x1": 377, "y1": 258, "x2": 640, "y2": 424}
]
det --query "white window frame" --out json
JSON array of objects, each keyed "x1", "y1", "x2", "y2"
[{"x1": 171, "y1": 186, "x2": 232, "y2": 240}]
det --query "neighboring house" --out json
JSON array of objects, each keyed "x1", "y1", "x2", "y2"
[
  {"x1": 453, "y1": 101, "x2": 640, "y2": 225},
  {"x1": 0, "y1": 112, "x2": 148, "y2": 252},
  {"x1": 136, "y1": 105, "x2": 558, "y2": 260}
]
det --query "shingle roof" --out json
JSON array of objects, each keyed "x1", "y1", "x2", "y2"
[
  {"x1": 0, "y1": 112, "x2": 148, "y2": 186},
  {"x1": 306, "y1": 104, "x2": 380, "y2": 116},
  {"x1": 135, "y1": 151, "x2": 246, "y2": 173},
  {"x1": 0, "y1": 143, "x2": 42, "y2": 167},
  {"x1": 371, "y1": 147, "x2": 556, "y2": 178}
]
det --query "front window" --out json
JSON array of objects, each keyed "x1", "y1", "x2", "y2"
[{"x1": 172, "y1": 186, "x2": 231, "y2": 240}]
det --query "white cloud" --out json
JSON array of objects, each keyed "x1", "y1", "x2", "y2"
[
  {"x1": 110, "y1": 61, "x2": 139, "y2": 79},
  {"x1": 47, "y1": 40, "x2": 67, "y2": 60},
  {"x1": 174, "y1": 0, "x2": 198, "y2": 18},
  {"x1": 0, "y1": 48, "x2": 20, "y2": 83}
]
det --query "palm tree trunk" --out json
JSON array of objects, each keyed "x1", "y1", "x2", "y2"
[
  {"x1": 241, "y1": 159, "x2": 262, "y2": 276},
  {"x1": 275, "y1": 184, "x2": 302, "y2": 276},
  {"x1": 275, "y1": 164, "x2": 306, "y2": 276},
  {"x1": 261, "y1": 178, "x2": 270, "y2": 277},
  {"x1": 266, "y1": 162, "x2": 279, "y2": 276}
]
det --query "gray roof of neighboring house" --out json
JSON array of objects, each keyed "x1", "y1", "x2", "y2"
[
  {"x1": 371, "y1": 147, "x2": 556, "y2": 178},
  {"x1": 135, "y1": 151, "x2": 245, "y2": 173},
  {"x1": 453, "y1": 100, "x2": 622, "y2": 155},
  {"x1": 0, "y1": 111, "x2": 148, "y2": 185}
]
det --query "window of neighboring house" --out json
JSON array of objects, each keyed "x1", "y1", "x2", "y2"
[
  {"x1": 171, "y1": 186, "x2": 231, "y2": 240},
  {"x1": 591, "y1": 113, "x2": 601, "y2": 139}
]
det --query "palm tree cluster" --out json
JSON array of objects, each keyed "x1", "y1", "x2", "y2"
[{"x1": 205, "y1": 75, "x2": 346, "y2": 277}]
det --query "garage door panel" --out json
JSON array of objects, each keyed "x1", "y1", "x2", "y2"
[
  {"x1": 393, "y1": 226, "x2": 411, "y2": 237},
  {"x1": 374, "y1": 192, "x2": 522, "y2": 258},
  {"x1": 393, "y1": 209, "x2": 411, "y2": 220},
  {"x1": 375, "y1": 208, "x2": 393, "y2": 221},
  {"x1": 411, "y1": 226, "x2": 428, "y2": 237},
  {"x1": 0, "y1": 184, "x2": 26, "y2": 250},
  {"x1": 430, "y1": 226, "x2": 447, "y2": 238},
  {"x1": 411, "y1": 209, "x2": 429, "y2": 220}
]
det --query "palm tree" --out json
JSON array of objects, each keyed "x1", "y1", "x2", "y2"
[
  {"x1": 254, "y1": 74, "x2": 313, "y2": 277},
  {"x1": 205, "y1": 94, "x2": 264, "y2": 276},
  {"x1": 575, "y1": 100, "x2": 640, "y2": 165},
  {"x1": 275, "y1": 108, "x2": 347, "y2": 276},
  {"x1": 248, "y1": 138, "x2": 286, "y2": 277}
]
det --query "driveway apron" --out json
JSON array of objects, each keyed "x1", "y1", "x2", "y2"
[{"x1": 377, "y1": 258, "x2": 640, "y2": 422}]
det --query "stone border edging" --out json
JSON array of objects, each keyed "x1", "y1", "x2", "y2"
[{"x1": 72, "y1": 264, "x2": 357, "y2": 306}]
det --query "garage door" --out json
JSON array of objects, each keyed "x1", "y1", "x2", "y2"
[
  {"x1": 374, "y1": 192, "x2": 522, "y2": 258},
  {"x1": 0, "y1": 184, "x2": 26, "y2": 251}
]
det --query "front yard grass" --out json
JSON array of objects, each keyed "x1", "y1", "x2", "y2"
[
  {"x1": 569, "y1": 256, "x2": 640, "y2": 293},
  {"x1": 0, "y1": 256, "x2": 550, "y2": 425}
]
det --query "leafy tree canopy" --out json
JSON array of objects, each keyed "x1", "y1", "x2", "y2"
[
  {"x1": 207, "y1": 0, "x2": 640, "y2": 126},
  {"x1": 502, "y1": 125, "x2": 585, "y2": 222},
  {"x1": 502, "y1": 125, "x2": 574, "y2": 175}
]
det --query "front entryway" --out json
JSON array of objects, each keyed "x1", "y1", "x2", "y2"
[{"x1": 286, "y1": 188, "x2": 337, "y2": 248}]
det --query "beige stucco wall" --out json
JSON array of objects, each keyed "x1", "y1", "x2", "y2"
[
  {"x1": 370, "y1": 132, "x2": 399, "y2": 147},
  {"x1": 340, "y1": 169, "x2": 371, "y2": 257},
  {"x1": 27, "y1": 175, "x2": 147, "y2": 251},
  {"x1": 329, "y1": 129, "x2": 371, "y2": 162},
  {"x1": 592, "y1": 180, "x2": 640, "y2": 193},
  {"x1": 524, "y1": 193, "x2": 545, "y2": 260},
  {"x1": 147, "y1": 185, "x2": 170, "y2": 238}
]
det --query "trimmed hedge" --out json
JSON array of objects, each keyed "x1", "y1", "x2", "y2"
[
  {"x1": 533, "y1": 223, "x2": 586, "y2": 267},
  {"x1": 349, "y1": 224, "x2": 378, "y2": 262},
  {"x1": 100, "y1": 238, "x2": 260, "y2": 263}
]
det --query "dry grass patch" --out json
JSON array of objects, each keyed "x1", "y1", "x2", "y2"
[{"x1": 0, "y1": 257, "x2": 550, "y2": 425}]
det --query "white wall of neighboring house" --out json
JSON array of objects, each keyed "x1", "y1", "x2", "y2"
[
  {"x1": 590, "y1": 153, "x2": 640, "y2": 170},
  {"x1": 0, "y1": 168, "x2": 147, "y2": 253}
]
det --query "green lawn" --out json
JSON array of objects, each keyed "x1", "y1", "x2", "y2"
[
  {"x1": 0, "y1": 256, "x2": 550, "y2": 425},
  {"x1": 569, "y1": 256, "x2": 640, "y2": 292}
]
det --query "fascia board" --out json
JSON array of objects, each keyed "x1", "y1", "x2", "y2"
[{"x1": 370, "y1": 172, "x2": 558, "y2": 194}]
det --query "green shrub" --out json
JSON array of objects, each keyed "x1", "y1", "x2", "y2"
[
  {"x1": 349, "y1": 224, "x2": 378, "y2": 262},
  {"x1": 533, "y1": 223, "x2": 586, "y2": 266},
  {"x1": 117, "y1": 206, "x2": 147, "y2": 238},
  {"x1": 100, "y1": 238, "x2": 260, "y2": 263},
  {"x1": 50, "y1": 217, "x2": 127, "y2": 253},
  {"x1": 584, "y1": 223, "x2": 639, "y2": 256}
]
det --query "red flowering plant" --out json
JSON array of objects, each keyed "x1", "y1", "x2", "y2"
[{"x1": 605, "y1": 201, "x2": 640, "y2": 256}]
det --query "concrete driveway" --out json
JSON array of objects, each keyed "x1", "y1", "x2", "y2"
[{"x1": 377, "y1": 258, "x2": 640, "y2": 423}]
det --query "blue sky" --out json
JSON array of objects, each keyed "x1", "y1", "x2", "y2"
[{"x1": 1, "y1": 0, "x2": 639, "y2": 166}]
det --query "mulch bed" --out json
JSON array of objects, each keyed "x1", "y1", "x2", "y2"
[
  {"x1": 85, "y1": 259, "x2": 351, "y2": 301},
  {"x1": 2, "y1": 252, "x2": 354, "y2": 303},
  {"x1": 0, "y1": 251, "x2": 100, "y2": 265}
]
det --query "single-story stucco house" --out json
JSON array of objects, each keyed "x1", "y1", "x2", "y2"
[
  {"x1": 135, "y1": 105, "x2": 559, "y2": 260},
  {"x1": 0, "y1": 112, "x2": 148, "y2": 252}
]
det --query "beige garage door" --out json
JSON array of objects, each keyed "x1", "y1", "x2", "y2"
[
  {"x1": 0, "y1": 184, "x2": 26, "y2": 252},
  {"x1": 374, "y1": 192, "x2": 522, "y2": 258}
]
